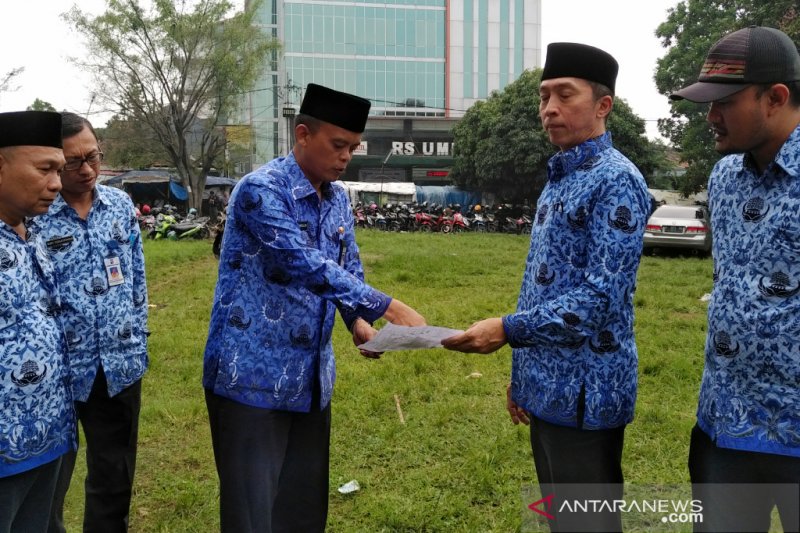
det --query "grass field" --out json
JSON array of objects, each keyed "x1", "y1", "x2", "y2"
[{"x1": 61, "y1": 232, "x2": 714, "y2": 532}]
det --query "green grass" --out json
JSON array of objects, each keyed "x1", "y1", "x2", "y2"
[{"x1": 61, "y1": 233, "x2": 714, "y2": 532}]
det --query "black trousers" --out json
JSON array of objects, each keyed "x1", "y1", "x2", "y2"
[
  {"x1": 0, "y1": 458, "x2": 61, "y2": 533},
  {"x1": 530, "y1": 414, "x2": 626, "y2": 533},
  {"x1": 205, "y1": 389, "x2": 332, "y2": 533},
  {"x1": 689, "y1": 424, "x2": 800, "y2": 533},
  {"x1": 48, "y1": 369, "x2": 142, "y2": 533}
]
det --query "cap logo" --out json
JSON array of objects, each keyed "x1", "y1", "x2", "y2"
[{"x1": 701, "y1": 59, "x2": 746, "y2": 79}]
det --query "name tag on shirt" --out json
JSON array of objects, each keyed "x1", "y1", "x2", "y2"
[
  {"x1": 104, "y1": 256, "x2": 125, "y2": 286},
  {"x1": 45, "y1": 235, "x2": 74, "y2": 252}
]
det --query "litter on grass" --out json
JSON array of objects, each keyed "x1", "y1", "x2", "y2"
[{"x1": 338, "y1": 480, "x2": 361, "y2": 494}]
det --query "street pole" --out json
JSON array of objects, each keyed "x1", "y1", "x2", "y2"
[
  {"x1": 380, "y1": 149, "x2": 393, "y2": 205},
  {"x1": 282, "y1": 106, "x2": 296, "y2": 155}
]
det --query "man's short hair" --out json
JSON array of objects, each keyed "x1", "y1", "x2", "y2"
[
  {"x1": 295, "y1": 113, "x2": 322, "y2": 133},
  {"x1": 754, "y1": 81, "x2": 800, "y2": 107},
  {"x1": 61, "y1": 111, "x2": 98, "y2": 141}
]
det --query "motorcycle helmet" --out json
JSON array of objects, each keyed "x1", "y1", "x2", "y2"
[
  {"x1": 474, "y1": 204, "x2": 482, "y2": 212},
  {"x1": 142, "y1": 204, "x2": 151, "y2": 215},
  {"x1": 167, "y1": 230, "x2": 178, "y2": 240},
  {"x1": 188, "y1": 208, "x2": 197, "y2": 216}
]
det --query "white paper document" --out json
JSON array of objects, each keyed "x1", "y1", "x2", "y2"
[{"x1": 357, "y1": 323, "x2": 464, "y2": 352}]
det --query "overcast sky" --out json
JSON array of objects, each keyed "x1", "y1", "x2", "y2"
[{"x1": 1, "y1": 1, "x2": 680, "y2": 141}]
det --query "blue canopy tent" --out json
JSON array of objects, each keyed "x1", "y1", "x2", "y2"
[
  {"x1": 415, "y1": 185, "x2": 481, "y2": 208},
  {"x1": 101, "y1": 170, "x2": 188, "y2": 207}
]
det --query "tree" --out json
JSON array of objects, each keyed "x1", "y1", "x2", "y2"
[
  {"x1": 27, "y1": 98, "x2": 57, "y2": 112},
  {"x1": 98, "y1": 113, "x2": 171, "y2": 169},
  {"x1": 451, "y1": 70, "x2": 551, "y2": 202},
  {"x1": 0, "y1": 67, "x2": 24, "y2": 103},
  {"x1": 64, "y1": 0, "x2": 278, "y2": 210},
  {"x1": 450, "y1": 69, "x2": 667, "y2": 203},
  {"x1": 655, "y1": 0, "x2": 800, "y2": 195}
]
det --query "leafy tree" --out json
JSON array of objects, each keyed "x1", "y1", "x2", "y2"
[
  {"x1": 97, "y1": 113, "x2": 170, "y2": 169},
  {"x1": 27, "y1": 98, "x2": 57, "y2": 112},
  {"x1": 0, "y1": 67, "x2": 24, "y2": 101},
  {"x1": 451, "y1": 69, "x2": 667, "y2": 203},
  {"x1": 451, "y1": 70, "x2": 550, "y2": 202},
  {"x1": 655, "y1": 0, "x2": 800, "y2": 195},
  {"x1": 64, "y1": 0, "x2": 277, "y2": 209}
]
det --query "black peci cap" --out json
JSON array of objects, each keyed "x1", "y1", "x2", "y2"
[
  {"x1": 671, "y1": 26, "x2": 800, "y2": 103},
  {"x1": 0, "y1": 111, "x2": 63, "y2": 149},
  {"x1": 299, "y1": 83, "x2": 371, "y2": 133},
  {"x1": 541, "y1": 42, "x2": 619, "y2": 93}
]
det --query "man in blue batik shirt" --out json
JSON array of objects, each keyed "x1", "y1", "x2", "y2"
[
  {"x1": 32, "y1": 113, "x2": 148, "y2": 533},
  {"x1": 444, "y1": 43, "x2": 650, "y2": 532},
  {"x1": 203, "y1": 83, "x2": 425, "y2": 533},
  {"x1": 0, "y1": 111, "x2": 76, "y2": 532},
  {"x1": 671, "y1": 26, "x2": 800, "y2": 533}
]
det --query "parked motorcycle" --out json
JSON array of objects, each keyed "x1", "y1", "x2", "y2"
[
  {"x1": 469, "y1": 204, "x2": 487, "y2": 232},
  {"x1": 148, "y1": 214, "x2": 178, "y2": 240},
  {"x1": 168, "y1": 216, "x2": 211, "y2": 240},
  {"x1": 449, "y1": 205, "x2": 469, "y2": 233}
]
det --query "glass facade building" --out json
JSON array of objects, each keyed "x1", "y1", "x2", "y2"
[{"x1": 239, "y1": 0, "x2": 541, "y2": 172}]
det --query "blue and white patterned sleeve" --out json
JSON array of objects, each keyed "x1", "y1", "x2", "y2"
[
  {"x1": 502, "y1": 171, "x2": 649, "y2": 348},
  {"x1": 129, "y1": 203, "x2": 149, "y2": 343},
  {"x1": 234, "y1": 175, "x2": 391, "y2": 326}
]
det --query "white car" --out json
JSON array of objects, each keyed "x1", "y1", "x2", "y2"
[{"x1": 643, "y1": 204, "x2": 712, "y2": 255}]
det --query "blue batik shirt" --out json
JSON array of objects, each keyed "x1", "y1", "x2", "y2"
[
  {"x1": 503, "y1": 132, "x2": 650, "y2": 430},
  {"x1": 30, "y1": 185, "x2": 149, "y2": 402},
  {"x1": 700, "y1": 124, "x2": 800, "y2": 458},
  {"x1": 203, "y1": 152, "x2": 391, "y2": 412},
  {"x1": 0, "y1": 222, "x2": 76, "y2": 477}
]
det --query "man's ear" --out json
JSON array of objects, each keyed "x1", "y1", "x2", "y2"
[
  {"x1": 766, "y1": 83, "x2": 790, "y2": 114},
  {"x1": 597, "y1": 95, "x2": 614, "y2": 119},
  {"x1": 295, "y1": 123, "x2": 311, "y2": 146}
]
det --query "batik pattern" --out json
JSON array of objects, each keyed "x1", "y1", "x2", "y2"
[
  {"x1": 503, "y1": 132, "x2": 650, "y2": 430},
  {"x1": 203, "y1": 152, "x2": 391, "y2": 412},
  {"x1": 0, "y1": 224, "x2": 76, "y2": 477},
  {"x1": 699, "y1": 125, "x2": 800, "y2": 458},
  {"x1": 31, "y1": 185, "x2": 149, "y2": 401}
]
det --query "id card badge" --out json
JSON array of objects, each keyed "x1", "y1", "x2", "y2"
[
  {"x1": 104, "y1": 255, "x2": 125, "y2": 286},
  {"x1": 337, "y1": 226, "x2": 346, "y2": 266}
]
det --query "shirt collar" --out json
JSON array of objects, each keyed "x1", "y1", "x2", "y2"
[
  {"x1": 547, "y1": 131, "x2": 613, "y2": 181},
  {"x1": 742, "y1": 123, "x2": 800, "y2": 179},
  {"x1": 48, "y1": 185, "x2": 108, "y2": 215},
  {"x1": 0, "y1": 218, "x2": 32, "y2": 243},
  {"x1": 284, "y1": 151, "x2": 334, "y2": 201}
]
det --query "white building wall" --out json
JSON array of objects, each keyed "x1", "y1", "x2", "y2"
[{"x1": 447, "y1": 0, "x2": 541, "y2": 118}]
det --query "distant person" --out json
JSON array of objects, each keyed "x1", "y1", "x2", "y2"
[
  {"x1": 0, "y1": 110, "x2": 76, "y2": 532},
  {"x1": 207, "y1": 189, "x2": 220, "y2": 221},
  {"x1": 443, "y1": 43, "x2": 650, "y2": 532},
  {"x1": 203, "y1": 83, "x2": 425, "y2": 532},
  {"x1": 671, "y1": 25, "x2": 800, "y2": 532},
  {"x1": 33, "y1": 112, "x2": 149, "y2": 533}
]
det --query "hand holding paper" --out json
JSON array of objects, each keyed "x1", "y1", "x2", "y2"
[
  {"x1": 357, "y1": 323, "x2": 464, "y2": 352},
  {"x1": 440, "y1": 317, "x2": 507, "y2": 354}
]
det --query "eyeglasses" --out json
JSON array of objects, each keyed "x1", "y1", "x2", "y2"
[{"x1": 63, "y1": 152, "x2": 104, "y2": 171}]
